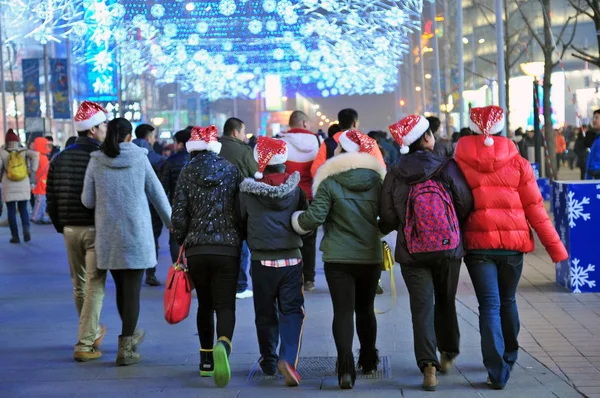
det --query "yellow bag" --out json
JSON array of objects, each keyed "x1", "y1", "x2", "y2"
[
  {"x1": 376, "y1": 241, "x2": 397, "y2": 314},
  {"x1": 7, "y1": 151, "x2": 28, "y2": 181}
]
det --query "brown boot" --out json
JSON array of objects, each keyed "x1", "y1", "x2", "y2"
[
  {"x1": 116, "y1": 335, "x2": 140, "y2": 366},
  {"x1": 422, "y1": 363, "x2": 438, "y2": 391},
  {"x1": 74, "y1": 349, "x2": 102, "y2": 362}
]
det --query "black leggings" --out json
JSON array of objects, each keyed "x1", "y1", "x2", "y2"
[
  {"x1": 110, "y1": 269, "x2": 144, "y2": 336},
  {"x1": 187, "y1": 254, "x2": 239, "y2": 349},
  {"x1": 324, "y1": 263, "x2": 381, "y2": 371}
]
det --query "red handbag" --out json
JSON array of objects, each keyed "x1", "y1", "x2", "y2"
[{"x1": 164, "y1": 247, "x2": 192, "y2": 325}]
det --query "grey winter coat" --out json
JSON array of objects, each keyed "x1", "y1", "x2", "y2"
[
  {"x1": 0, "y1": 143, "x2": 39, "y2": 202},
  {"x1": 81, "y1": 142, "x2": 172, "y2": 270}
]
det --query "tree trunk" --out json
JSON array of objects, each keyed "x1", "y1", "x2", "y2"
[
  {"x1": 504, "y1": 0, "x2": 511, "y2": 134},
  {"x1": 543, "y1": 0, "x2": 556, "y2": 179}
]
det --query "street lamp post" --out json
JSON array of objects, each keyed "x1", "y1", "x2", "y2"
[{"x1": 520, "y1": 62, "x2": 545, "y2": 170}]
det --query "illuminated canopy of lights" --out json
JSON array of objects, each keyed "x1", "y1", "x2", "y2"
[{"x1": 1, "y1": 0, "x2": 425, "y2": 99}]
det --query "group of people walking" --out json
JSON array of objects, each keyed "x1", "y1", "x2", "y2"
[{"x1": 1, "y1": 99, "x2": 569, "y2": 392}]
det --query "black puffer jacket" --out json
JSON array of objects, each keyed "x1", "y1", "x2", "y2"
[
  {"x1": 172, "y1": 151, "x2": 242, "y2": 257},
  {"x1": 379, "y1": 150, "x2": 473, "y2": 265},
  {"x1": 240, "y1": 172, "x2": 307, "y2": 261},
  {"x1": 160, "y1": 149, "x2": 190, "y2": 203},
  {"x1": 46, "y1": 137, "x2": 101, "y2": 233}
]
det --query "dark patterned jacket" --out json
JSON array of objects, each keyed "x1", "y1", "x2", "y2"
[
  {"x1": 172, "y1": 150, "x2": 242, "y2": 257},
  {"x1": 46, "y1": 137, "x2": 101, "y2": 233}
]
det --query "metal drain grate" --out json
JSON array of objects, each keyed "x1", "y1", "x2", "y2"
[{"x1": 247, "y1": 356, "x2": 391, "y2": 381}]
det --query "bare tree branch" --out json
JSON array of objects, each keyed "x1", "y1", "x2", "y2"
[
  {"x1": 568, "y1": 0, "x2": 594, "y2": 18},
  {"x1": 572, "y1": 52, "x2": 600, "y2": 66},
  {"x1": 514, "y1": 0, "x2": 544, "y2": 48},
  {"x1": 572, "y1": 44, "x2": 600, "y2": 60}
]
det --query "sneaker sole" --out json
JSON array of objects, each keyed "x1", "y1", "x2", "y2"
[
  {"x1": 213, "y1": 343, "x2": 231, "y2": 387},
  {"x1": 74, "y1": 354, "x2": 102, "y2": 362},
  {"x1": 278, "y1": 362, "x2": 300, "y2": 387},
  {"x1": 200, "y1": 370, "x2": 214, "y2": 377}
]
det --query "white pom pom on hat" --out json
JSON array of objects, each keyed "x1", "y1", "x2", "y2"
[
  {"x1": 484, "y1": 136, "x2": 494, "y2": 146},
  {"x1": 253, "y1": 137, "x2": 288, "y2": 179}
]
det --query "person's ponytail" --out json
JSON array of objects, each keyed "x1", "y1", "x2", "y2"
[{"x1": 100, "y1": 118, "x2": 132, "y2": 158}]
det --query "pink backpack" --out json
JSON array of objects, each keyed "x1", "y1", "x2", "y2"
[{"x1": 404, "y1": 177, "x2": 460, "y2": 260}]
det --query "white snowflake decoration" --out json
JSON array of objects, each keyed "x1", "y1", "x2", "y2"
[
  {"x1": 567, "y1": 191, "x2": 591, "y2": 228},
  {"x1": 570, "y1": 258, "x2": 596, "y2": 293},
  {"x1": 596, "y1": 184, "x2": 600, "y2": 200}
]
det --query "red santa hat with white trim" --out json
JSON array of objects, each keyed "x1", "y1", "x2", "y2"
[
  {"x1": 469, "y1": 105, "x2": 505, "y2": 147},
  {"x1": 253, "y1": 136, "x2": 288, "y2": 179},
  {"x1": 338, "y1": 130, "x2": 376, "y2": 153},
  {"x1": 388, "y1": 115, "x2": 430, "y2": 154},
  {"x1": 74, "y1": 101, "x2": 107, "y2": 132},
  {"x1": 186, "y1": 125, "x2": 222, "y2": 154}
]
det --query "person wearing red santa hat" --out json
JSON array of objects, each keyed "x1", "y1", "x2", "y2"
[
  {"x1": 379, "y1": 115, "x2": 474, "y2": 391},
  {"x1": 455, "y1": 106, "x2": 568, "y2": 389},
  {"x1": 0, "y1": 128, "x2": 39, "y2": 243},
  {"x1": 239, "y1": 136, "x2": 308, "y2": 387},
  {"x1": 46, "y1": 100, "x2": 108, "y2": 362},
  {"x1": 171, "y1": 125, "x2": 241, "y2": 387},
  {"x1": 291, "y1": 130, "x2": 385, "y2": 389}
]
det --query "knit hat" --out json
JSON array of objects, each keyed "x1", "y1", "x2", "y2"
[
  {"x1": 186, "y1": 125, "x2": 222, "y2": 154},
  {"x1": 74, "y1": 101, "x2": 107, "y2": 132},
  {"x1": 253, "y1": 136, "x2": 288, "y2": 179},
  {"x1": 338, "y1": 130, "x2": 376, "y2": 153},
  {"x1": 469, "y1": 105, "x2": 505, "y2": 147},
  {"x1": 5, "y1": 129, "x2": 19, "y2": 143},
  {"x1": 388, "y1": 115, "x2": 430, "y2": 154}
]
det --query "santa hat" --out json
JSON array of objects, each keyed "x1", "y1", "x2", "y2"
[
  {"x1": 5, "y1": 129, "x2": 20, "y2": 143},
  {"x1": 74, "y1": 101, "x2": 107, "y2": 132},
  {"x1": 469, "y1": 105, "x2": 505, "y2": 147},
  {"x1": 186, "y1": 125, "x2": 222, "y2": 154},
  {"x1": 388, "y1": 115, "x2": 430, "y2": 154},
  {"x1": 253, "y1": 136, "x2": 288, "y2": 179},
  {"x1": 338, "y1": 130, "x2": 376, "y2": 153}
]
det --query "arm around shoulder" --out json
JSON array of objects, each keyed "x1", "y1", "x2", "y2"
[{"x1": 81, "y1": 158, "x2": 96, "y2": 209}]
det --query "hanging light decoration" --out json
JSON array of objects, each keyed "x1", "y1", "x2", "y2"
[{"x1": 1, "y1": 0, "x2": 425, "y2": 99}]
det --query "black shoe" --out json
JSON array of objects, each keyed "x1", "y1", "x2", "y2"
[
  {"x1": 24, "y1": 232, "x2": 30, "y2": 242},
  {"x1": 339, "y1": 374, "x2": 354, "y2": 389},
  {"x1": 357, "y1": 348, "x2": 379, "y2": 375},
  {"x1": 258, "y1": 357, "x2": 277, "y2": 376},
  {"x1": 200, "y1": 349, "x2": 214, "y2": 377},
  {"x1": 145, "y1": 274, "x2": 161, "y2": 286},
  {"x1": 9, "y1": 236, "x2": 20, "y2": 244}
]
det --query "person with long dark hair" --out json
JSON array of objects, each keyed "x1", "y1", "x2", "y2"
[
  {"x1": 380, "y1": 115, "x2": 473, "y2": 391},
  {"x1": 171, "y1": 125, "x2": 242, "y2": 388},
  {"x1": 81, "y1": 118, "x2": 171, "y2": 366},
  {"x1": 292, "y1": 131, "x2": 385, "y2": 390}
]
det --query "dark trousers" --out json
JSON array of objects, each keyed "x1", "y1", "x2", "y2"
[
  {"x1": 324, "y1": 262, "x2": 381, "y2": 373},
  {"x1": 400, "y1": 259, "x2": 461, "y2": 371},
  {"x1": 466, "y1": 253, "x2": 523, "y2": 387},
  {"x1": 301, "y1": 232, "x2": 317, "y2": 283},
  {"x1": 187, "y1": 254, "x2": 239, "y2": 349},
  {"x1": 147, "y1": 205, "x2": 163, "y2": 276},
  {"x1": 251, "y1": 260, "x2": 305, "y2": 369},
  {"x1": 6, "y1": 200, "x2": 30, "y2": 238},
  {"x1": 168, "y1": 232, "x2": 179, "y2": 264},
  {"x1": 110, "y1": 269, "x2": 144, "y2": 336}
]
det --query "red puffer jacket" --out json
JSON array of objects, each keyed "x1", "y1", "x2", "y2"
[{"x1": 455, "y1": 135, "x2": 568, "y2": 263}]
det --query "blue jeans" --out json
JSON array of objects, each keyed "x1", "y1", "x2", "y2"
[
  {"x1": 466, "y1": 253, "x2": 523, "y2": 388},
  {"x1": 32, "y1": 194, "x2": 50, "y2": 223},
  {"x1": 6, "y1": 200, "x2": 30, "y2": 238},
  {"x1": 237, "y1": 241, "x2": 251, "y2": 293}
]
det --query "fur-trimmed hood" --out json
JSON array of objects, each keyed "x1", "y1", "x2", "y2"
[
  {"x1": 312, "y1": 152, "x2": 386, "y2": 195},
  {"x1": 240, "y1": 171, "x2": 301, "y2": 210}
]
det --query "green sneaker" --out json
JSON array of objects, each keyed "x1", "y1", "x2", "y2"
[{"x1": 213, "y1": 338, "x2": 231, "y2": 387}]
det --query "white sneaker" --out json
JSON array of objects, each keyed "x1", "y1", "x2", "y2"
[{"x1": 236, "y1": 290, "x2": 253, "y2": 299}]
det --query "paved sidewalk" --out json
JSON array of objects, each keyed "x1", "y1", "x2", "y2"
[{"x1": 0, "y1": 223, "x2": 589, "y2": 398}]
